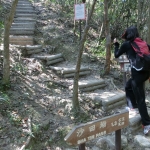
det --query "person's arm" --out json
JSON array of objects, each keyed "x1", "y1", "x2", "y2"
[{"x1": 114, "y1": 41, "x2": 127, "y2": 58}]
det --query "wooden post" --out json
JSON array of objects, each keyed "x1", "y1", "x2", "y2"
[
  {"x1": 123, "y1": 72, "x2": 126, "y2": 87},
  {"x1": 115, "y1": 129, "x2": 121, "y2": 150},
  {"x1": 79, "y1": 20, "x2": 82, "y2": 40},
  {"x1": 79, "y1": 143, "x2": 85, "y2": 150}
]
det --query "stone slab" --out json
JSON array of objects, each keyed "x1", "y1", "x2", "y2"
[
  {"x1": 9, "y1": 36, "x2": 34, "y2": 46},
  {"x1": 11, "y1": 22, "x2": 35, "y2": 28},
  {"x1": 15, "y1": 14, "x2": 36, "y2": 18},
  {"x1": 80, "y1": 83, "x2": 106, "y2": 92},
  {"x1": 15, "y1": 10, "x2": 35, "y2": 13},
  {"x1": 10, "y1": 27, "x2": 34, "y2": 31},
  {"x1": 78, "y1": 79, "x2": 105, "y2": 88},
  {"x1": 13, "y1": 18, "x2": 36, "y2": 22},
  {"x1": 10, "y1": 30, "x2": 34, "y2": 35},
  {"x1": 63, "y1": 70, "x2": 91, "y2": 78},
  {"x1": 17, "y1": 4, "x2": 33, "y2": 7},
  {"x1": 46, "y1": 58, "x2": 64, "y2": 65}
]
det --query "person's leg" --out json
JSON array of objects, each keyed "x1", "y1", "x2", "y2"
[
  {"x1": 131, "y1": 80, "x2": 150, "y2": 126},
  {"x1": 131, "y1": 69, "x2": 150, "y2": 127},
  {"x1": 125, "y1": 78, "x2": 138, "y2": 108}
]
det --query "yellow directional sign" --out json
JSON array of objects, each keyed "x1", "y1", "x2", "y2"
[{"x1": 64, "y1": 109, "x2": 129, "y2": 145}]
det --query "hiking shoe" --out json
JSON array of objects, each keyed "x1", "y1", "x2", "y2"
[
  {"x1": 125, "y1": 107, "x2": 139, "y2": 115},
  {"x1": 143, "y1": 125, "x2": 150, "y2": 135}
]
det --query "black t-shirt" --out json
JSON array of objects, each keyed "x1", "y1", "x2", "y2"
[{"x1": 114, "y1": 41, "x2": 136, "y2": 62}]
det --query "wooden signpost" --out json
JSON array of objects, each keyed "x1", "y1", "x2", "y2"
[
  {"x1": 74, "y1": 2, "x2": 86, "y2": 40},
  {"x1": 118, "y1": 55, "x2": 130, "y2": 73},
  {"x1": 64, "y1": 109, "x2": 129, "y2": 150},
  {"x1": 118, "y1": 55, "x2": 130, "y2": 86}
]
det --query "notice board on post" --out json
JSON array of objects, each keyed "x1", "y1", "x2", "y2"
[{"x1": 74, "y1": 3, "x2": 86, "y2": 20}]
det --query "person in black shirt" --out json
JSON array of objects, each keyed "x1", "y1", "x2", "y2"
[{"x1": 114, "y1": 26, "x2": 150, "y2": 135}]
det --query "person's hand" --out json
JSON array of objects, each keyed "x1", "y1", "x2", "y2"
[
  {"x1": 113, "y1": 38, "x2": 117, "y2": 43},
  {"x1": 113, "y1": 38, "x2": 119, "y2": 47}
]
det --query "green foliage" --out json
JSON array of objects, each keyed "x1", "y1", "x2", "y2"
[
  {"x1": 0, "y1": 92, "x2": 10, "y2": 110},
  {"x1": 90, "y1": 39, "x2": 106, "y2": 57},
  {"x1": 12, "y1": 62, "x2": 28, "y2": 75},
  {"x1": 0, "y1": 21, "x2": 4, "y2": 29},
  {"x1": 32, "y1": 123, "x2": 40, "y2": 137},
  {"x1": 0, "y1": 21, "x2": 4, "y2": 43},
  {"x1": 7, "y1": 110, "x2": 22, "y2": 126}
]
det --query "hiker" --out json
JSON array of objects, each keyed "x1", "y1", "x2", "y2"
[{"x1": 113, "y1": 26, "x2": 150, "y2": 135}]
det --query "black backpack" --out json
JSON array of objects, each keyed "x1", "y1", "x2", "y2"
[{"x1": 130, "y1": 38, "x2": 150, "y2": 71}]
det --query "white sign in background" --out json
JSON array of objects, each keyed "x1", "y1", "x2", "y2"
[{"x1": 74, "y1": 3, "x2": 86, "y2": 20}]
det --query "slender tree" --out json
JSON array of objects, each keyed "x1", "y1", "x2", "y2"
[
  {"x1": 3, "y1": 0, "x2": 18, "y2": 86},
  {"x1": 72, "y1": 0, "x2": 97, "y2": 111},
  {"x1": 104, "y1": 0, "x2": 111, "y2": 75}
]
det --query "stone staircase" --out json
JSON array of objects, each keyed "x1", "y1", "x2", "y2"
[
  {"x1": 7, "y1": 0, "x2": 150, "y2": 149},
  {"x1": 9, "y1": 0, "x2": 35, "y2": 45}
]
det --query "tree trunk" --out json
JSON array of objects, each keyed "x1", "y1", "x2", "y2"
[
  {"x1": 147, "y1": 3, "x2": 150, "y2": 44},
  {"x1": 104, "y1": 0, "x2": 111, "y2": 75},
  {"x1": 137, "y1": 0, "x2": 145, "y2": 38},
  {"x1": 3, "y1": 0, "x2": 18, "y2": 85},
  {"x1": 72, "y1": 0, "x2": 97, "y2": 111},
  {"x1": 73, "y1": 0, "x2": 78, "y2": 36}
]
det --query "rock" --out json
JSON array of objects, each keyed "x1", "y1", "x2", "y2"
[
  {"x1": 134, "y1": 135, "x2": 150, "y2": 149},
  {"x1": 91, "y1": 146, "x2": 100, "y2": 150},
  {"x1": 96, "y1": 135, "x2": 128, "y2": 150}
]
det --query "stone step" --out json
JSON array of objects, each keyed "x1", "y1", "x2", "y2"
[
  {"x1": 26, "y1": 45, "x2": 42, "y2": 50},
  {"x1": 129, "y1": 109, "x2": 150, "y2": 133},
  {"x1": 9, "y1": 35, "x2": 34, "y2": 46},
  {"x1": 82, "y1": 91, "x2": 126, "y2": 111},
  {"x1": 10, "y1": 27, "x2": 34, "y2": 31},
  {"x1": 31, "y1": 53, "x2": 64, "y2": 65},
  {"x1": 49, "y1": 66, "x2": 91, "y2": 78},
  {"x1": 26, "y1": 45, "x2": 43, "y2": 55},
  {"x1": 11, "y1": 22, "x2": 35, "y2": 28},
  {"x1": 101, "y1": 91, "x2": 126, "y2": 111},
  {"x1": 10, "y1": 29, "x2": 34, "y2": 35},
  {"x1": 17, "y1": 1, "x2": 31, "y2": 4},
  {"x1": 31, "y1": 54, "x2": 63, "y2": 61},
  {"x1": 15, "y1": 13, "x2": 36, "y2": 18},
  {"x1": 18, "y1": 45, "x2": 43, "y2": 55},
  {"x1": 78, "y1": 79, "x2": 106, "y2": 92},
  {"x1": 64, "y1": 70, "x2": 91, "y2": 78},
  {"x1": 17, "y1": 4, "x2": 33, "y2": 7},
  {"x1": 13, "y1": 17, "x2": 36, "y2": 23},
  {"x1": 15, "y1": 9, "x2": 35, "y2": 14},
  {"x1": 18, "y1": 0, "x2": 30, "y2": 1},
  {"x1": 16, "y1": 6, "x2": 33, "y2": 9}
]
